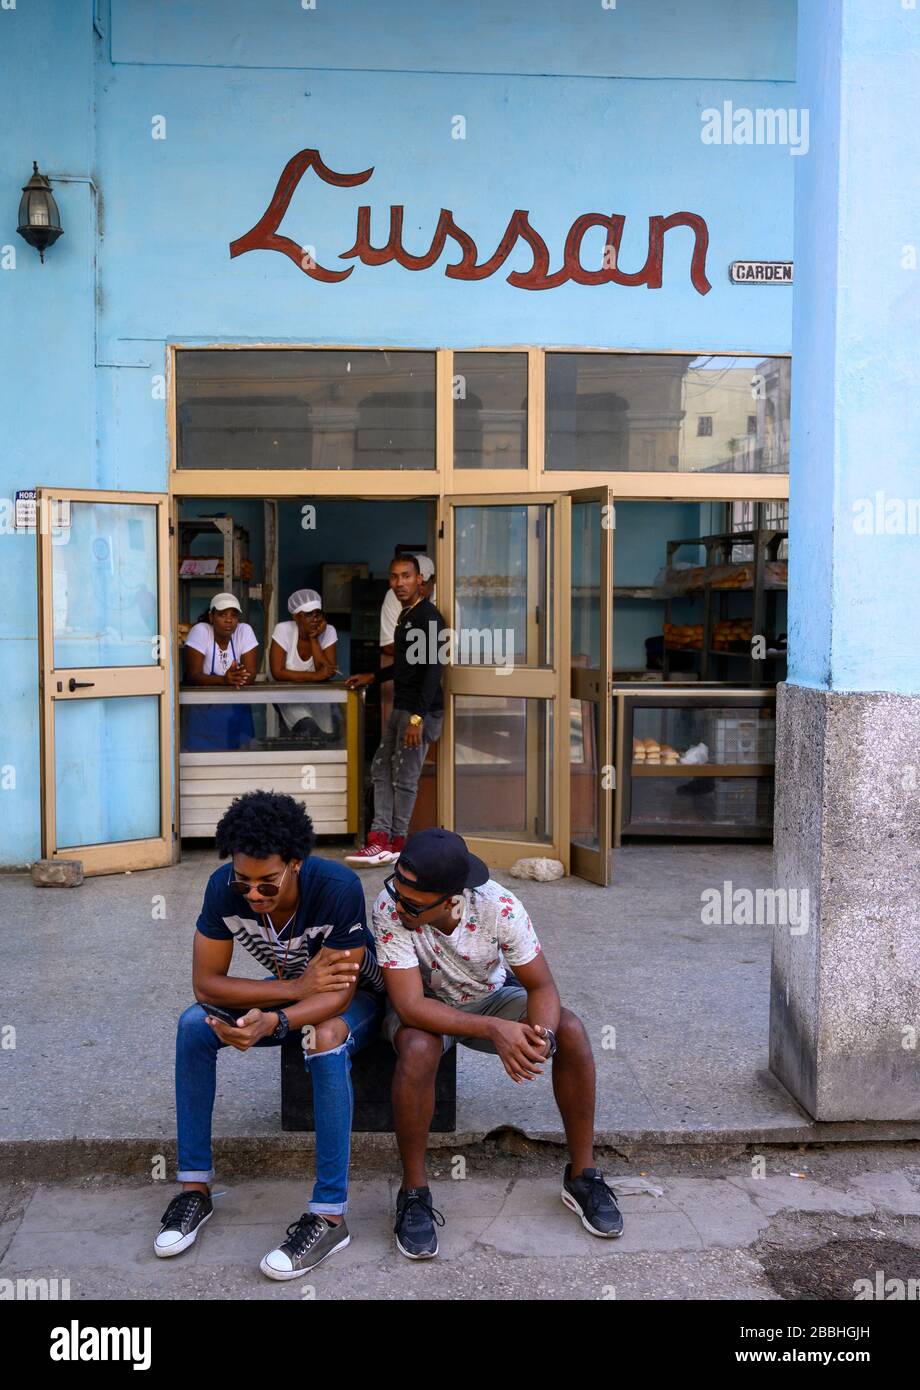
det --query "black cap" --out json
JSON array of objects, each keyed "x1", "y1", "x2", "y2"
[{"x1": 395, "y1": 828, "x2": 490, "y2": 896}]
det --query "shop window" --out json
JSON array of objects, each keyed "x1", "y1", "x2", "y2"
[
  {"x1": 453, "y1": 695, "x2": 553, "y2": 842},
  {"x1": 176, "y1": 349, "x2": 436, "y2": 470},
  {"x1": 545, "y1": 353, "x2": 790, "y2": 473},
  {"x1": 454, "y1": 352, "x2": 528, "y2": 469},
  {"x1": 453, "y1": 503, "x2": 553, "y2": 669}
]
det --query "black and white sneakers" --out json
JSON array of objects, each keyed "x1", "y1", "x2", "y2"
[
  {"x1": 561, "y1": 1164, "x2": 625, "y2": 1237},
  {"x1": 260, "y1": 1212, "x2": 351, "y2": 1280},
  {"x1": 394, "y1": 1186, "x2": 445, "y2": 1259},
  {"x1": 154, "y1": 1190, "x2": 213, "y2": 1257}
]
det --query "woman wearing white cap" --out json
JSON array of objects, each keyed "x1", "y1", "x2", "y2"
[
  {"x1": 269, "y1": 589, "x2": 340, "y2": 740},
  {"x1": 182, "y1": 593, "x2": 260, "y2": 751}
]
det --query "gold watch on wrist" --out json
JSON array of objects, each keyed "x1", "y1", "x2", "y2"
[{"x1": 408, "y1": 714, "x2": 423, "y2": 727}]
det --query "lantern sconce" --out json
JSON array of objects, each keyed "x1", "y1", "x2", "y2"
[{"x1": 17, "y1": 162, "x2": 64, "y2": 263}]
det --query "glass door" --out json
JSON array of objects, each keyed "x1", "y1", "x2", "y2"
[
  {"x1": 439, "y1": 493, "x2": 567, "y2": 870},
  {"x1": 36, "y1": 488, "x2": 173, "y2": 874},
  {"x1": 566, "y1": 487, "x2": 614, "y2": 884}
]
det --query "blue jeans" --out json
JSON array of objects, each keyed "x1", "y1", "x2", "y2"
[
  {"x1": 370, "y1": 708, "x2": 444, "y2": 839},
  {"x1": 174, "y1": 987, "x2": 383, "y2": 1216}
]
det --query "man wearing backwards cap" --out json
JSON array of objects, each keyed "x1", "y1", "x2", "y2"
[{"x1": 371, "y1": 829, "x2": 623, "y2": 1258}]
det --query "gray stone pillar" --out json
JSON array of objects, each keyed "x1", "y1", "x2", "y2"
[
  {"x1": 771, "y1": 687, "x2": 920, "y2": 1118},
  {"x1": 771, "y1": 1, "x2": 920, "y2": 1118}
]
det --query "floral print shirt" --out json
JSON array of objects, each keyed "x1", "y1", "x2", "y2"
[{"x1": 370, "y1": 878, "x2": 542, "y2": 1005}]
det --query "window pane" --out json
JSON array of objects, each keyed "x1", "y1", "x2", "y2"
[
  {"x1": 454, "y1": 353, "x2": 527, "y2": 469},
  {"x1": 177, "y1": 350, "x2": 436, "y2": 470},
  {"x1": 571, "y1": 500, "x2": 601, "y2": 667},
  {"x1": 179, "y1": 689, "x2": 347, "y2": 753},
  {"x1": 454, "y1": 505, "x2": 552, "y2": 668},
  {"x1": 454, "y1": 695, "x2": 553, "y2": 842},
  {"x1": 55, "y1": 696, "x2": 161, "y2": 846},
  {"x1": 546, "y1": 354, "x2": 790, "y2": 473},
  {"x1": 53, "y1": 502, "x2": 159, "y2": 668},
  {"x1": 570, "y1": 698, "x2": 599, "y2": 851}
]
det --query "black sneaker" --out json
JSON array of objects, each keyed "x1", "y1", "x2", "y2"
[
  {"x1": 154, "y1": 1190, "x2": 213, "y2": 1258},
  {"x1": 260, "y1": 1212, "x2": 350, "y2": 1280},
  {"x1": 394, "y1": 1186, "x2": 444, "y2": 1259},
  {"x1": 561, "y1": 1165, "x2": 624, "y2": 1237}
]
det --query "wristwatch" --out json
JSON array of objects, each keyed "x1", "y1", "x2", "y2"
[
  {"x1": 541, "y1": 1027, "x2": 557, "y2": 1058},
  {"x1": 270, "y1": 1009, "x2": 290, "y2": 1041},
  {"x1": 408, "y1": 714, "x2": 423, "y2": 727}
]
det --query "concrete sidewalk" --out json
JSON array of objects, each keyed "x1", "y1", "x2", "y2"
[
  {"x1": 3, "y1": 843, "x2": 919, "y2": 1178},
  {"x1": 3, "y1": 1145, "x2": 920, "y2": 1300}
]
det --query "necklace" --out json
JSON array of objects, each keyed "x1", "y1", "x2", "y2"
[
  {"x1": 264, "y1": 866, "x2": 298, "y2": 980},
  {"x1": 397, "y1": 596, "x2": 423, "y2": 627}
]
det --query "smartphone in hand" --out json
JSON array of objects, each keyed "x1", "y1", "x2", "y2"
[{"x1": 202, "y1": 1003, "x2": 245, "y2": 1028}]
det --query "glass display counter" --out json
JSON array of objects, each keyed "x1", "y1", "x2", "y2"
[
  {"x1": 613, "y1": 686, "x2": 776, "y2": 842},
  {"x1": 178, "y1": 683, "x2": 363, "y2": 840}
]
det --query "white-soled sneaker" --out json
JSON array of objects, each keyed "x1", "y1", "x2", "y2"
[
  {"x1": 260, "y1": 1212, "x2": 350, "y2": 1280},
  {"x1": 154, "y1": 1190, "x2": 213, "y2": 1257},
  {"x1": 345, "y1": 832, "x2": 393, "y2": 867}
]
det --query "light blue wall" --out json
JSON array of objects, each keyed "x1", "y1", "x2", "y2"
[
  {"x1": 0, "y1": 0, "x2": 796, "y2": 864},
  {"x1": 0, "y1": 2, "x2": 96, "y2": 867},
  {"x1": 788, "y1": 0, "x2": 920, "y2": 695},
  {"x1": 613, "y1": 502, "x2": 701, "y2": 670}
]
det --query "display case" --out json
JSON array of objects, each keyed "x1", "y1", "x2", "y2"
[
  {"x1": 613, "y1": 686, "x2": 776, "y2": 842},
  {"x1": 660, "y1": 528, "x2": 788, "y2": 685},
  {"x1": 178, "y1": 683, "x2": 363, "y2": 840}
]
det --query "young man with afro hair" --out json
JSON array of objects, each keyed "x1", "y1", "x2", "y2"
[{"x1": 154, "y1": 790, "x2": 385, "y2": 1279}]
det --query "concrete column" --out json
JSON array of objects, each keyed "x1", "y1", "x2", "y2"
[{"x1": 771, "y1": 0, "x2": 920, "y2": 1118}]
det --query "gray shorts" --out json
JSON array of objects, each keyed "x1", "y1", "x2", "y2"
[{"x1": 382, "y1": 984, "x2": 528, "y2": 1054}]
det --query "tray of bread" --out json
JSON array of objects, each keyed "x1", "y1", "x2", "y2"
[{"x1": 632, "y1": 738, "x2": 681, "y2": 766}]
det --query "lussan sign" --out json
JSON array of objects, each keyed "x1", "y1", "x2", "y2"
[{"x1": 230, "y1": 148, "x2": 712, "y2": 295}]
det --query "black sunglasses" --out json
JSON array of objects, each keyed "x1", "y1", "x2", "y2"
[
  {"x1": 228, "y1": 863, "x2": 291, "y2": 898},
  {"x1": 383, "y1": 873, "x2": 457, "y2": 919}
]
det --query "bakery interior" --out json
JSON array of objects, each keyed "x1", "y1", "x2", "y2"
[{"x1": 176, "y1": 493, "x2": 787, "y2": 853}]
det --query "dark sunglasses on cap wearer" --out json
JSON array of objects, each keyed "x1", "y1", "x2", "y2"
[
  {"x1": 383, "y1": 828, "x2": 490, "y2": 918},
  {"x1": 383, "y1": 873, "x2": 457, "y2": 919}
]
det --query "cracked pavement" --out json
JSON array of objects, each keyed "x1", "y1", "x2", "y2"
[{"x1": 3, "y1": 1144, "x2": 920, "y2": 1300}]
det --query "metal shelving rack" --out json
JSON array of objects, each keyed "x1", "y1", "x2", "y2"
[
  {"x1": 177, "y1": 515, "x2": 258, "y2": 630},
  {"x1": 660, "y1": 528, "x2": 787, "y2": 686}
]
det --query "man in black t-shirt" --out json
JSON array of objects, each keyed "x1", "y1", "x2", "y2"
[{"x1": 346, "y1": 554, "x2": 446, "y2": 866}]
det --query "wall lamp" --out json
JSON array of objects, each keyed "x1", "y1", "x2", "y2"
[{"x1": 17, "y1": 162, "x2": 64, "y2": 263}]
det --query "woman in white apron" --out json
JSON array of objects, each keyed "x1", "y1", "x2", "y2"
[
  {"x1": 183, "y1": 592, "x2": 260, "y2": 751},
  {"x1": 269, "y1": 589, "x2": 341, "y2": 742}
]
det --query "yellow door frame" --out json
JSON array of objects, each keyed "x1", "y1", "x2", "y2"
[{"x1": 36, "y1": 487, "x2": 174, "y2": 875}]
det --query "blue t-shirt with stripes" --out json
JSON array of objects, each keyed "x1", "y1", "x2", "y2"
[{"x1": 196, "y1": 856, "x2": 383, "y2": 994}]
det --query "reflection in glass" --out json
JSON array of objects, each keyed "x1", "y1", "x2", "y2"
[
  {"x1": 630, "y1": 776, "x2": 773, "y2": 831},
  {"x1": 546, "y1": 354, "x2": 790, "y2": 473},
  {"x1": 52, "y1": 502, "x2": 159, "y2": 669},
  {"x1": 631, "y1": 704, "x2": 776, "y2": 766},
  {"x1": 454, "y1": 695, "x2": 553, "y2": 842},
  {"x1": 177, "y1": 349, "x2": 436, "y2": 470},
  {"x1": 570, "y1": 699, "x2": 599, "y2": 851},
  {"x1": 55, "y1": 696, "x2": 160, "y2": 847},
  {"x1": 571, "y1": 500, "x2": 601, "y2": 668},
  {"x1": 179, "y1": 692, "x2": 347, "y2": 753},
  {"x1": 454, "y1": 505, "x2": 552, "y2": 668},
  {"x1": 454, "y1": 353, "x2": 527, "y2": 469}
]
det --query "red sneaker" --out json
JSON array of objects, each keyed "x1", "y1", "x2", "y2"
[
  {"x1": 345, "y1": 831, "x2": 393, "y2": 867},
  {"x1": 387, "y1": 835, "x2": 407, "y2": 862}
]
